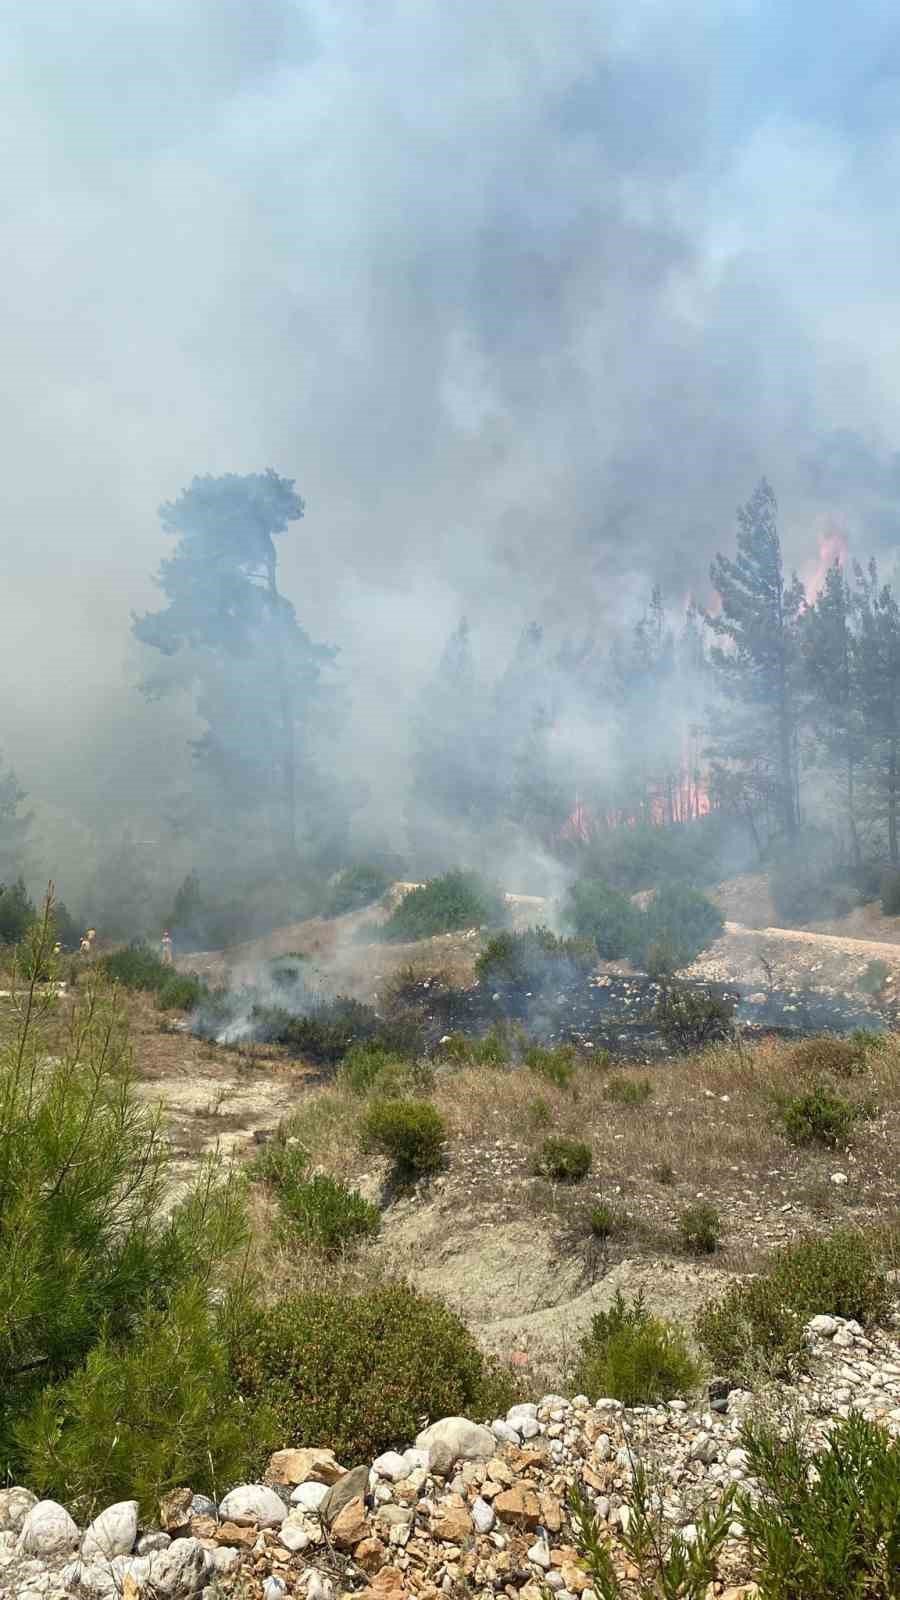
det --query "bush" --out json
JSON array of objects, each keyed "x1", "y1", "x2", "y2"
[
  {"x1": 590, "y1": 1202, "x2": 628, "y2": 1241},
  {"x1": 100, "y1": 941, "x2": 172, "y2": 992},
  {"x1": 360, "y1": 1099, "x2": 446, "y2": 1180},
  {"x1": 573, "y1": 1291, "x2": 701, "y2": 1407},
  {"x1": 632, "y1": 883, "x2": 725, "y2": 970},
  {"x1": 568, "y1": 1474, "x2": 734, "y2": 1600},
  {"x1": 16, "y1": 1286, "x2": 265, "y2": 1520},
  {"x1": 604, "y1": 1075, "x2": 653, "y2": 1106},
  {"x1": 526, "y1": 1097, "x2": 552, "y2": 1130},
  {"x1": 339, "y1": 1043, "x2": 432, "y2": 1097},
  {"x1": 258, "y1": 996, "x2": 423, "y2": 1066},
  {"x1": 695, "y1": 1228, "x2": 891, "y2": 1383},
  {"x1": 231, "y1": 1282, "x2": 515, "y2": 1465},
  {"x1": 156, "y1": 972, "x2": 206, "y2": 1011},
  {"x1": 325, "y1": 864, "x2": 391, "y2": 918},
  {"x1": 278, "y1": 1173, "x2": 380, "y2": 1254},
  {"x1": 788, "y1": 1034, "x2": 870, "y2": 1078},
  {"x1": 881, "y1": 867, "x2": 900, "y2": 916},
  {"x1": 563, "y1": 879, "x2": 640, "y2": 959},
  {"x1": 249, "y1": 1138, "x2": 308, "y2": 1192},
  {"x1": 653, "y1": 984, "x2": 735, "y2": 1051},
  {"x1": 678, "y1": 1203, "x2": 721, "y2": 1255},
  {"x1": 0, "y1": 878, "x2": 35, "y2": 946},
  {"x1": 859, "y1": 958, "x2": 891, "y2": 996},
  {"x1": 533, "y1": 1136, "x2": 592, "y2": 1183},
  {"x1": 475, "y1": 927, "x2": 596, "y2": 987},
  {"x1": 738, "y1": 1411, "x2": 900, "y2": 1600},
  {"x1": 770, "y1": 831, "x2": 861, "y2": 925},
  {"x1": 378, "y1": 870, "x2": 508, "y2": 943},
  {"x1": 440, "y1": 1023, "x2": 526, "y2": 1067},
  {"x1": 776, "y1": 1082, "x2": 871, "y2": 1149},
  {"x1": 525, "y1": 1042, "x2": 578, "y2": 1089},
  {"x1": 653, "y1": 1160, "x2": 675, "y2": 1185}
]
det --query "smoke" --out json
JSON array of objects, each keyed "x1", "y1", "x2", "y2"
[{"x1": 5, "y1": 1, "x2": 900, "y2": 908}]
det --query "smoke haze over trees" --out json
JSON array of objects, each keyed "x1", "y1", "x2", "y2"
[{"x1": 6, "y1": 3, "x2": 900, "y2": 930}]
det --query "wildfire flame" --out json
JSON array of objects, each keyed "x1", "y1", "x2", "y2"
[{"x1": 802, "y1": 520, "x2": 849, "y2": 601}]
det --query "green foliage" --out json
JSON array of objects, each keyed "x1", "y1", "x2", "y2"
[
  {"x1": 378, "y1": 870, "x2": 508, "y2": 942},
  {"x1": 634, "y1": 884, "x2": 725, "y2": 970},
  {"x1": 100, "y1": 941, "x2": 172, "y2": 991},
  {"x1": 533, "y1": 1136, "x2": 592, "y2": 1183},
  {"x1": 653, "y1": 1160, "x2": 676, "y2": 1185},
  {"x1": 859, "y1": 959, "x2": 891, "y2": 996},
  {"x1": 526, "y1": 1096, "x2": 552, "y2": 1131},
  {"x1": 156, "y1": 973, "x2": 206, "y2": 1011},
  {"x1": 768, "y1": 828, "x2": 861, "y2": 925},
  {"x1": 776, "y1": 1082, "x2": 872, "y2": 1149},
  {"x1": 16, "y1": 1286, "x2": 265, "y2": 1521},
  {"x1": 739, "y1": 1411, "x2": 900, "y2": 1600},
  {"x1": 604, "y1": 1074, "x2": 654, "y2": 1106},
  {"x1": 0, "y1": 878, "x2": 35, "y2": 945},
  {"x1": 525, "y1": 1042, "x2": 578, "y2": 1089},
  {"x1": 360, "y1": 1098, "x2": 447, "y2": 1180},
  {"x1": 249, "y1": 1138, "x2": 308, "y2": 1191},
  {"x1": 881, "y1": 868, "x2": 900, "y2": 916},
  {"x1": 440, "y1": 1023, "x2": 526, "y2": 1067},
  {"x1": 231, "y1": 1282, "x2": 515, "y2": 1465},
  {"x1": 575, "y1": 818, "x2": 729, "y2": 895},
  {"x1": 338, "y1": 1042, "x2": 432, "y2": 1097},
  {"x1": 475, "y1": 926, "x2": 596, "y2": 986},
  {"x1": 573, "y1": 1291, "x2": 701, "y2": 1407},
  {"x1": 259, "y1": 996, "x2": 423, "y2": 1065},
  {"x1": 569, "y1": 1474, "x2": 734, "y2": 1600},
  {"x1": 563, "y1": 878, "x2": 640, "y2": 959},
  {"x1": 653, "y1": 984, "x2": 735, "y2": 1051},
  {"x1": 788, "y1": 1034, "x2": 870, "y2": 1077},
  {"x1": 590, "y1": 1202, "x2": 628, "y2": 1241},
  {"x1": 277, "y1": 1173, "x2": 380, "y2": 1254},
  {"x1": 325, "y1": 864, "x2": 392, "y2": 918},
  {"x1": 678, "y1": 1203, "x2": 721, "y2": 1255},
  {"x1": 695, "y1": 1228, "x2": 891, "y2": 1383}
]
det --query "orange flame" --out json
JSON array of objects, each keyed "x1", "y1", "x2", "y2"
[{"x1": 802, "y1": 520, "x2": 849, "y2": 601}]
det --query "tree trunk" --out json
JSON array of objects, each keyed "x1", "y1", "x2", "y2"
[{"x1": 847, "y1": 756, "x2": 862, "y2": 874}]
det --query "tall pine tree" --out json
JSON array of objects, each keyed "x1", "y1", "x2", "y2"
[
  {"x1": 801, "y1": 560, "x2": 863, "y2": 870},
  {"x1": 852, "y1": 560, "x2": 900, "y2": 866}
]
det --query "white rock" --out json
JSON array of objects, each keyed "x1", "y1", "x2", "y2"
[
  {"x1": 18, "y1": 1500, "x2": 80, "y2": 1556},
  {"x1": 471, "y1": 1497, "x2": 495, "y2": 1534},
  {"x1": 506, "y1": 1403, "x2": 539, "y2": 1425},
  {"x1": 279, "y1": 1521, "x2": 311, "y2": 1553},
  {"x1": 213, "y1": 1545, "x2": 242, "y2": 1575},
  {"x1": 491, "y1": 1420, "x2": 520, "y2": 1445},
  {"x1": 372, "y1": 1451, "x2": 410, "y2": 1482},
  {"x1": 148, "y1": 1536, "x2": 213, "y2": 1596},
  {"x1": 0, "y1": 1487, "x2": 37, "y2": 1534},
  {"x1": 808, "y1": 1315, "x2": 839, "y2": 1337},
  {"x1": 528, "y1": 1537, "x2": 551, "y2": 1569},
  {"x1": 725, "y1": 1447, "x2": 750, "y2": 1471},
  {"x1": 218, "y1": 1484, "x2": 286, "y2": 1528},
  {"x1": 415, "y1": 1416, "x2": 496, "y2": 1464},
  {"x1": 519, "y1": 1417, "x2": 541, "y2": 1440},
  {"x1": 545, "y1": 1571, "x2": 565, "y2": 1591},
  {"x1": 681, "y1": 1523, "x2": 698, "y2": 1546},
  {"x1": 402, "y1": 1448, "x2": 429, "y2": 1474},
  {"x1": 136, "y1": 1532, "x2": 171, "y2": 1555},
  {"x1": 290, "y1": 1481, "x2": 330, "y2": 1512},
  {"x1": 82, "y1": 1500, "x2": 138, "y2": 1560},
  {"x1": 306, "y1": 1573, "x2": 335, "y2": 1600},
  {"x1": 831, "y1": 1172, "x2": 849, "y2": 1186},
  {"x1": 264, "y1": 1580, "x2": 288, "y2": 1600}
]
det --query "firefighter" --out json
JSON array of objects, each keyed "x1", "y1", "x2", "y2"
[{"x1": 161, "y1": 930, "x2": 174, "y2": 966}]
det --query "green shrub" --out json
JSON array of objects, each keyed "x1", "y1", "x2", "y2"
[
  {"x1": 858, "y1": 958, "x2": 891, "y2": 996},
  {"x1": 788, "y1": 1034, "x2": 871, "y2": 1078},
  {"x1": 0, "y1": 878, "x2": 36, "y2": 946},
  {"x1": 653, "y1": 1160, "x2": 675, "y2": 1185},
  {"x1": 526, "y1": 1096, "x2": 552, "y2": 1131},
  {"x1": 563, "y1": 879, "x2": 640, "y2": 959},
  {"x1": 378, "y1": 870, "x2": 508, "y2": 943},
  {"x1": 156, "y1": 972, "x2": 206, "y2": 1011},
  {"x1": 339, "y1": 1043, "x2": 433, "y2": 1097},
  {"x1": 440, "y1": 1023, "x2": 526, "y2": 1067},
  {"x1": 695, "y1": 1228, "x2": 891, "y2": 1383},
  {"x1": 533, "y1": 1136, "x2": 592, "y2": 1183},
  {"x1": 325, "y1": 864, "x2": 391, "y2": 918},
  {"x1": 678, "y1": 1203, "x2": 721, "y2": 1255},
  {"x1": 653, "y1": 984, "x2": 735, "y2": 1051},
  {"x1": 100, "y1": 940, "x2": 172, "y2": 993},
  {"x1": 568, "y1": 1474, "x2": 734, "y2": 1600},
  {"x1": 738, "y1": 1411, "x2": 900, "y2": 1600},
  {"x1": 249, "y1": 1138, "x2": 308, "y2": 1192},
  {"x1": 632, "y1": 883, "x2": 725, "y2": 970},
  {"x1": 574, "y1": 817, "x2": 732, "y2": 894},
  {"x1": 258, "y1": 996, "x2": 423, "y2": 1065},
  {"x1": 360, "y1": 1099, "x2": 447, "y2": 1180},
  {"x1": 604, "y1": 1074, "x2": 654, "y2": 1107},
  {"x1": 881, "y1": 867, "x2": 900, "y2": 916},
  {"x1": 776, "y1": 1082, "x2": 871, "y2": 1149},
  {"x1": 573, "y1": 1291, "x2": 700, "y2": 1406},
  {"x1": 16, "y1": 1286, "x2": 265, "y2": 1520},
  {"x1": 769, "y1": 830, "x2": 861, "y2": 924},
  {"x1": 231, "y1": 1282, "x2": 515, "y2": 1464},
  {"x1": 278, "y1": 1173, "x2": 380, "y2": 1254},
  {"x1": 475, "y1": 927, "x2": 596, "y2": 986},
  {"x1": 525, "y1": 1042, "x2": 578, "y2": 1089},
  {"x1": 590, "y1": 1202, "x2": 628, "y2": 1241}
]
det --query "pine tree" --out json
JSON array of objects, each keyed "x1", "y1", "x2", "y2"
[
  {"x1": 0, "y1": 755, "x2": 29, "y2": 884},
  {"x1": 851, "y1": 561, "x2": 900, "y2": 866},
  {"x1": 800, "y1": 561, "x2": 863, "y2": 870},
  {"x1": 707, "y1": 480, "x2": 804, "y2": 841}
]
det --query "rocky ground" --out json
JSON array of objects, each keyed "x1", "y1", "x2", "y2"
[{"x1": 3, "y1": 1311, "x2": 898, "y2": 1600}]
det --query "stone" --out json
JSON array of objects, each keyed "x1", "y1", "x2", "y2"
[
  {"x1": 360, "y1": 1567, "x2": 407, "y2": 1600},
  {"x1": 218, "y1": 1485, "x2": 287, "y2": 1528},
  {"x1": 374, "y1": 1505, "x2": 414, "y2": 1529},
  {"x1": 372, "y1": 1451, "x2": 410, "y2": 1482},
  {"x1": 491, "y1": 1421, "x2": 520, "y2": 1445},
  {"x1": 540, "y1": 1493, "x2": 563, "y2": 1534},
  {"x1": 81, "y1": 1501, "x2": 138, "y2": 1560},
  {"x1": 291, "y1": 1481, "x2": 330, "y2": 1513},
  {"x1": 136, "y1": 1532, "x2": 171, "y2": 1555},
  {"x1": 432, "y1": 1505, "x2": 472, "y2": 1543},
  {"x1": 0, "y1": 1487, "x2": 37, "y2": 1534},
  {"x1": 320, "y1": 1464, "x2": 370, "y2": 1525},
  {"x1": 331, "y1": 1494, "x2": 369, "y2": 1550},
  {"x1": 355, "y1": 1535, "x2": 388, "y2": 1572},
  {"x1": 159, "y1": 1487, "x2": 194, "y2": 1534},
  {"x1": 471, "y1": 1497, "x2": 495, "y2": 1534},
  {"x1": 17, "y1": 1500, "x2": 80, "y2": 1556},
  {"x1": 148, "y1": 1536, "x2": 213, "y2": 1596},
  {"x1": 263, "y1": 1580, "x2": 288, "y2": 1600},
  {"x1": 278, "y1": 1518, "x2": 311, "y2": 1553},
  {"x1": 215, "y1": 1520, "x2": 256, "y2": 1548},
  {"x1": 415, "y1": 1417, "x2": 495, "y2": 1468},
  {"x1": 507, "y1": 1404, "x2": 539, "y2": 1425},
  {"x1": 267, "y1": 1447, "x2": 345, "y2": 1487},
  {"x1": 808, "y1": 1315, "x2": 839, "y2": 1337},
  {"x1": 528, "y1": 1538, "x2": 551, "y2": 1569},
  {"x1": 493, "y1": 1487, "x2": 542, "y2": 1528},
  {"x1": 307, "y1": 1575, "x2": 335, "y2": 1600},
  {"x1": 189, "y1": 1494, "x2": 218, "y2": 1520}
]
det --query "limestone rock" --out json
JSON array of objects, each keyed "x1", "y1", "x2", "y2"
[
  {"x1": 147, "y1": 1536, "x2": 213, "y2": 1596},
  {"x1": 415, "y1": 1417, "x2": 495, "y2": 1470},
  {"x1": 18, "y1": 1499, "x2": 80, "y2": 1556},
  {"x1": 266, "y1": 1447, "x2": 345, "y2": 1487},
  {"x1": 330, "y1": 1494, "x2": 369, "y2": 1550},
  {"x1": 431, "y1": 1504, "x2": 473, "y2": 1543},
  {"x1": 320, "y1": 1463, "x2": 370, "y2": 1525},
  {"x1": 81, "y1": 1500, "x2": 138, "y2": 1560},
  {"x1": 0, "y1": 1487, "x2": 36, "y2": 1535},
  {"x1": 290, "y1": 1480, "x2": 330, "y2": 1513},
  {"x1": 494, "y1": 1486, "x2": 542, "y2": 1528},
  {"x1": 218, "y1": 1484, "x2": 286, "y2": 1529},
  {"x1": 159, "y1": 1487, "x2": 193, "y2": 1534}
]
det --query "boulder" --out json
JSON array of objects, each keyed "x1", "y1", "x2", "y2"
[
  {"x1": 331, "y1": 1495, "x2": 369, "y2": 1550},
  {"x1": 290, "y1": 1480, "x2": 330, "y2": 1513},
  {"x1": 82, "y1": 1500, "x2": 138, "y2": 1560},
  {"x1": 415, "y1": 1417, "x2": 495, "y2": 1471},
  {"x1": 493, "y1": 1486, "x2": 542, "y2": 1528},
  {"x1": 148, "y1": 1536, "x2": 214, "y2": 1596},
  {"x1": 218, "y1": 1484, "x2": 287, "y2": 1528},
  {"x1": 266, "y1": 1447, "x2": 345, "y2": 1487},
  {"x1": 320, "y1": 1464, "x2": 370, "y2": 1525},
  {"x1": 159, "y1": 1487, "x2": 193, "y2": 1535},
  {"x1": 0, "y1": 1487, "x2": 37, "y2": 1535},
  {"x1": 17, "y1": 1499, "x2": 80, "y2": 1556}
]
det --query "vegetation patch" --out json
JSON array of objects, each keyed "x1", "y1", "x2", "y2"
[
  {"x1": 604, "y1": 1074, "x2": 654, "y2": 1107},
  {"x1": 255, "y1": 995, "x2": 423, "y2": 1065},
  {"x1": 563, "y1": 879, "x2": 640, "y2": 959},
  {"x1": 533, "y1": 1136, "x2": 592, "y2": 1183},
  {"x1": 788, "y1": 1033, "x2": 871, "y2": 1077},
  {"x1": 775, "y1": 1081, "x2": 873, "y2": 1149},
  {"x1": 325, "y1": 863, "x2": 391, "y2": 918},
  {"x1": 590, "y1": 1202, "x2": 629, "y2": 1241},
  {"x1": 525, "y1": 1042, "x2": 578, "y2": 1089},
  {"x1": 475, "y1": 926, "x2": 596, "y2": 986},
  {"x1": 653, "y1": 983, "x2": 735, "y2": 1051},
  {"x1": 678, "y1": 1202, "x2": 721, "y2": 1255},
  {"x1": 376, "y1": 869, "x2": 508, "y2": 942},
  {"x1": 360, "y1": 1098, "x2": 447, "y2": 1181},
  {"x1": 573, "y1": 1290, "x2": 701, "y2": 1407}
]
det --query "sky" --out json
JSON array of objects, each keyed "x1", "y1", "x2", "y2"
[{"x1": 4, "y1": 0, "x2": 900, "y2": 819}]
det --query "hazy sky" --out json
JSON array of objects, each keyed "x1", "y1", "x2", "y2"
[{"x1": 5, "y1": 0, "x2": 900, "y2": 792}]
